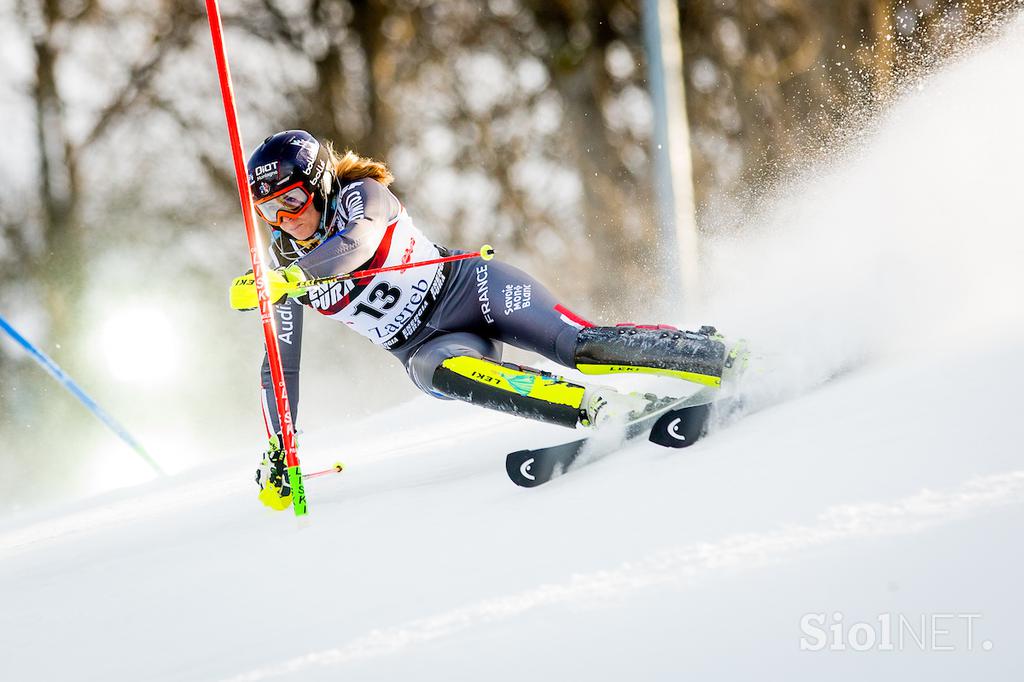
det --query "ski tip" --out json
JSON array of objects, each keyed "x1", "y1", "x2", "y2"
[
  {"x1": 506, "y1": 450, "x2": 541, "y2": 487},
  {"x1": 649, "y1": 403, "x2": 711, "y2": 449}
]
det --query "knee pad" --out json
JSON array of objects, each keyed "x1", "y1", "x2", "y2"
[{"x1": 431, "y1": 356, "x2": 586, "y2": 428}]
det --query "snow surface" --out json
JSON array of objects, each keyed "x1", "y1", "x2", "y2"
[{"x1": 3, "y1": 14, "x2": 1024, "y2": 682}]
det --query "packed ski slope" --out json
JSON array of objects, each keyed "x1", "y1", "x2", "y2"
[
  {"x1": 2, "y1": 343, "x2": 1023, "y2": 681},
  {"x1": 3, "y1": 15, "x2": 1024, "y2": 682}
]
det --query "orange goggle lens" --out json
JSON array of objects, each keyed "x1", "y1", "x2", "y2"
[{"x1": 254, "y1": 182, "x2": 313, "y2": 226}]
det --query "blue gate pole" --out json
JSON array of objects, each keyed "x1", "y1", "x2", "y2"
[{"x1": 0, "y1": 313, "x2": 164, "y2": 476}]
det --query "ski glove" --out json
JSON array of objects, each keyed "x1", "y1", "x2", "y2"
[
  {"x1": 230, "y1": 264, "x2": 306, "y2": 311},
  {"x1": 255, "y1": 434, "x2": 292, "y2": 511}
]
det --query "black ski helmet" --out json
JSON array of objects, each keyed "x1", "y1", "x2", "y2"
[{"x1": 246, "y1": 130, "x2": 335, "y2": 223}]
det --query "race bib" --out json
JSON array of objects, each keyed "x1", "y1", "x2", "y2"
[{"x1": 305, "y1": 212, "x2": 446, "y2": 348}]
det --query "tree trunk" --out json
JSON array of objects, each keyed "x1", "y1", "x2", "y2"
[{"x1": 32, "y1": 8, "x2": 84, "y2": 361}]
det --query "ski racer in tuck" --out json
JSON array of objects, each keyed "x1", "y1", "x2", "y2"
[{"x1": 231, "y1": 130, "x2": 737, "y2": 510}]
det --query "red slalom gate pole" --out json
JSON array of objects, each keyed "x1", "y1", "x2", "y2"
[{"x1": 204, "y1": 0, "x2": 308, "y2": 516}]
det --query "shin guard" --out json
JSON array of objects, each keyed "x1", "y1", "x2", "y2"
[
  {"x1": 574, "y1": 324, "x2": 727, "y2": 387},
  {"x1": 431, "y1": 356, "x2": 586, "y2": 428}
]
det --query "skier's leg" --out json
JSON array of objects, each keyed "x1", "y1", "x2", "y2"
[
  {"x1": 573, "y1": 324, "x2": 732, "y2": 387},
  {"x1": 403, "y1": 331, "x2": 502, "y2": 396},
  {"x1": 481, "y1": 260, "x2": 731, "y2": 387},
  {"x1": 403, "y1": 332, "x2": 590, "y2": 428},
  {"x1": 397, "y1": 258, "x2": 732, "y2": 430}
]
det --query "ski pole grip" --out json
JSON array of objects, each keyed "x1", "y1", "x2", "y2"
[{"x1": 480, "y1": 244, "x2": 496, "y2": 261}]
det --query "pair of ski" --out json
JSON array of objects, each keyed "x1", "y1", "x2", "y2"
[{"x1": 506, "y1": 387, "x2": 735, "y2": 487}]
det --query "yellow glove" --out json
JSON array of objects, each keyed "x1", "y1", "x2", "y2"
[
  {"x1": 258, "y1": 483, "x2": 292, "y2": 511},
  {"x1": 229, "y1": 264, "x2": 306, "y2": 311},
  {"x1": 255, "y1": 435, "x2": 292, "y2": 511}
]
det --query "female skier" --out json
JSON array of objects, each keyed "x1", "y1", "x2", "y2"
[{"x1": 231, "y1": 130, "x2": 732, "y2": 510}]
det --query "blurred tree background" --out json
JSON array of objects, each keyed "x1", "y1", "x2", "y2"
[{"x1": 1, "y1": 0, "x2": 1020, "y2": 511}]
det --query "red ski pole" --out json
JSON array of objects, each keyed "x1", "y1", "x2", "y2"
[
  {"x1": 304, "y1": 462, "x2": 345, "y2": 480},
  {"x1": 292, "y1": 244, "x2": 495, "y2": 290},
  {"x1": 205, "y1": 0, "x2": 308, "y2": 516}
]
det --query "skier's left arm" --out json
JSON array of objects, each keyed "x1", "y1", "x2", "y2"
[{"x1": 259, "y1": 295, "x2": 304, "y2": 438}]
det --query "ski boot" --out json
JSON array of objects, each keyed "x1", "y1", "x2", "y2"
[
  {"x1": 581, "y1": 387, "x2": 674, "y2": 428},
  {"x1": 255, "y1": 435, "x2": 292, "y2": 511},
  {"x1": 721, "y1": 336, "x2": 751, "y2": 385},
  {"x1": 574, "y1": 324, "x2": 732, "y2": 387}
]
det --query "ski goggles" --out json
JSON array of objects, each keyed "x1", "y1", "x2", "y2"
[{"x1": 253, "y1": 181, "x2": 313, "y2": 226}]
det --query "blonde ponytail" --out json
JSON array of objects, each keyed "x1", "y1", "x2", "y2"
[{"x1": 323, "y1": 140, "x2": 394, "y2": 187}]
